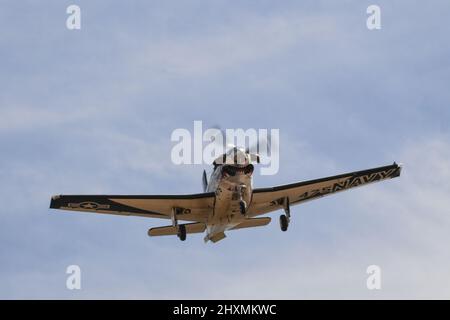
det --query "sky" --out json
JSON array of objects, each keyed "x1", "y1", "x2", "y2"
[{"x1": 0, "y1": 0, "x2": 450, "y2": 299}]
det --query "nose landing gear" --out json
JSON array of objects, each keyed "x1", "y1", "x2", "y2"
[
  {"x1": 239, "y1": 200, "x2": 247, "y2": 215},
  {"x1": 237, "y1": 185, "x2": 247, "y2": 215}
]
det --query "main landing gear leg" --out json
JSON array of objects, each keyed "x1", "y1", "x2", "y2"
[
  {"x1": 172, "y1": 207, "x2": 186, "y2": 241},
  {"x1": 177, "y1": 224, "x2": 186, "y2": 241},
  {"x1": 279, "y1": 197, "x2": 290, "y2": 232}
]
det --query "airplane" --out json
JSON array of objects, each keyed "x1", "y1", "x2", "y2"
[{"x1": 50, "y1": 147, "x2": 402, "y2": 243}]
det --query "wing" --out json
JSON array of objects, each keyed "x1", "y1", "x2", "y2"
[
  {"x1": 248, "y1": 163, "x2": 402, "y2": 216},
  {"x1": 50, "y1": 193, "x2": 216, "y2": 222}
]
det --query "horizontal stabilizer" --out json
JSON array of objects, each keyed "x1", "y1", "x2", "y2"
[
  {"x1": 148, "y1": 222, "x2": 206, "y2": 237},
  {"x1": 209, "y1": 232, "x2": 226, "y2": 243},
  {"x1": 230, "y1": 217, "x2": 271, "y2": 230}
]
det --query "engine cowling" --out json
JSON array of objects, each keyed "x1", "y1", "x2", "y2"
[{"x1": 222, "y1": 164, "x2": 254, "y2": 177}]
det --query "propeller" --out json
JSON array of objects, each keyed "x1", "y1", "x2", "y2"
[
  {"x1": 245, "y1": 131, "x2": 277, "y2": 156},
  {"x1": 208, "y1": 125, "x2": 236, "y2": 152},
  {"x1": 205, "y1": 125, "x2": 278, "y2": 165}
]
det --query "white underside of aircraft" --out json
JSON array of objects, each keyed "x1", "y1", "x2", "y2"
[{"x1": 50, "y1": 148, "x2": 402, "y2": 243}]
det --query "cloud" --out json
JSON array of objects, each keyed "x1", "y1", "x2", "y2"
[
  {"x1": 148, "y1": 136, "x2": 450, "y2": 299},
  {"x1": 134, "y1": 13, "x2": 339, "y2": 77},
  {"x1": 0, "y1": 106, "x2": 94, "y2": 131},
  {"x1": 1, "y1": 0, "x2": 450, "y2": 299},
  {"x1": 4, "y1": 136, "x2": 449, "y2": 299}
]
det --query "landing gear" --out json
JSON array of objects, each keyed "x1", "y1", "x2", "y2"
[
  {"x1": 172, "y1": 207, "x2": 186, "y2": 241},
  {"x1": 278, "y1": 197, "x2": 291, "y2": 232},
  {"x1": 279, "y1": 214, "x2": 289, "y2": 231},
  {"x1": 237, "y1": 184, "x2": 247, "y2": 215},
  {"x1": 177, "y1": 224, "x2": 186, "y2": 241},
  {"x1": 239, "y1": 200, "x2": 247, "y2": 215}
]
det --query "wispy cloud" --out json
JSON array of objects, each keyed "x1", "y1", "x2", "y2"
[
  {"x1": 1, "y1": 0, "x2": 450, "y2": 299},
  {"x1": 134, "y1": 13, "x2": 339, "y2": 77}
]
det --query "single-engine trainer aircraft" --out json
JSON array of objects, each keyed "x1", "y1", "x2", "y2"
[{"x1": 50, "y1": 147, "x2": 402, "y2": 243}]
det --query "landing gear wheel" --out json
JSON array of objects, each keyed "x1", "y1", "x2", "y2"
[
  {"x1": 239, "y1": 201, "x2": 247, "y2": 215},
  {"x1": 177, "y1": 224, "x2": 186, "y2": 241},
  {"x1": 279, "y1": 214, "x2": 289, "y2": 232}
]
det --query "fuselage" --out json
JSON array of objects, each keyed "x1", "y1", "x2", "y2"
[{"x1": 204, "y1": 148, "x2": 255, "y2": 241}]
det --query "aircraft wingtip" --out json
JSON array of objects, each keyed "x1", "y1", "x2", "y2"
[{"x1": 49, "y1": 195, "x2": 61, "y2": 209}]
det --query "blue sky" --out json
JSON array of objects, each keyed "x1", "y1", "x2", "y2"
[{"x1": 1, "y1": 0, "x2": 450, "y2": 298}]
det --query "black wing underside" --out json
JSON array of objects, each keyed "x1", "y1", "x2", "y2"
[{"x1": 50, "y1": 193, "x2": 215, "y2": 222}]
